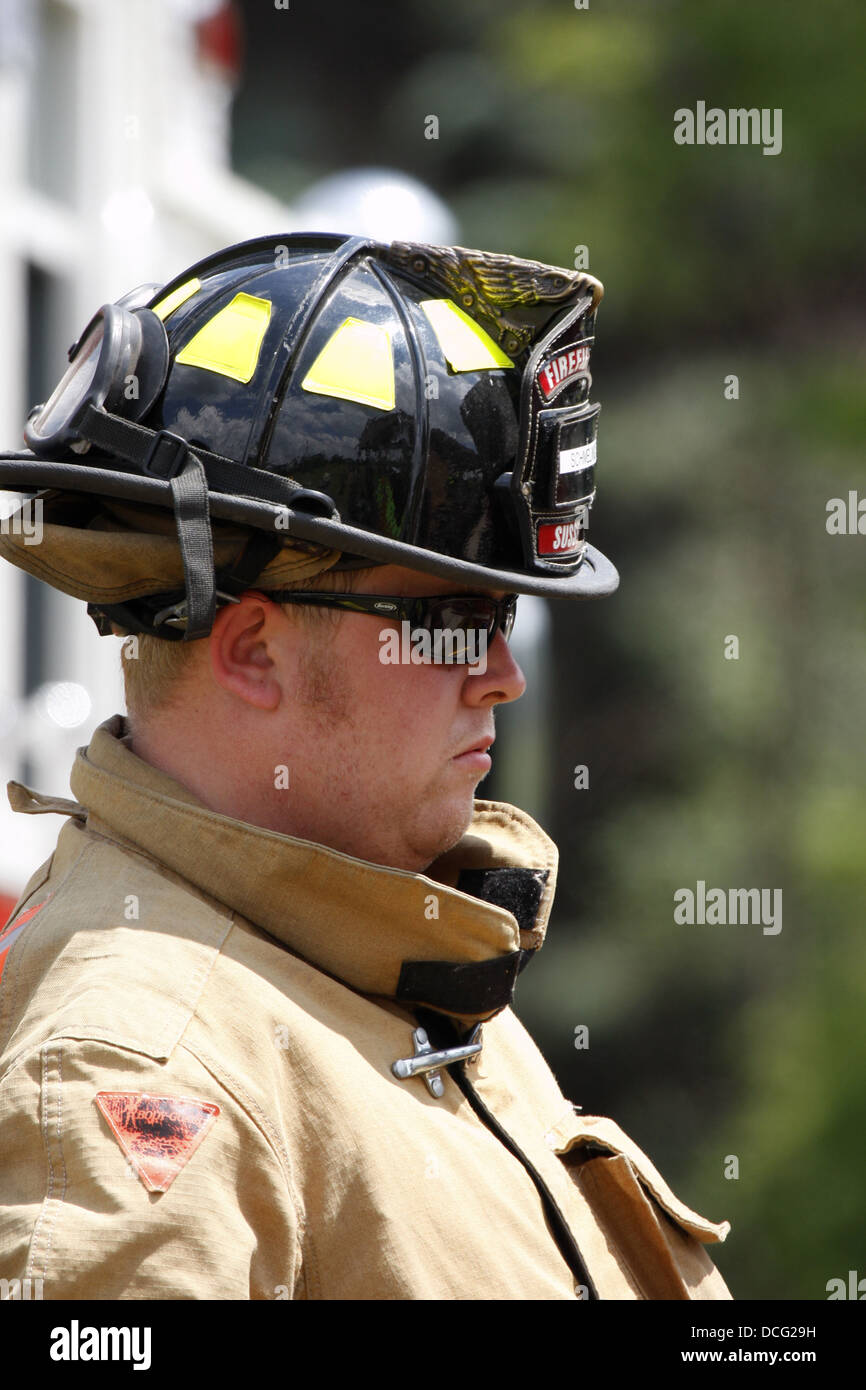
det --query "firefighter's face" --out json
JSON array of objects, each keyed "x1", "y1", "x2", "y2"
[{"x1": 209, "y1": 565, "x2": 526, "y2": 870}]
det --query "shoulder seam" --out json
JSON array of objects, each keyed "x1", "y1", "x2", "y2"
[
  {"x1": 176, "y1": 1040, "x2": 304, "y2": 1217},
  {"x1": 177, "y1": 1039, "x2": 311, "y2": 1297},
  {"x1": 4, "y1": 1035, "x2": 306, "y2": 1298}
]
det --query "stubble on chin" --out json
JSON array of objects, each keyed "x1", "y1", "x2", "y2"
[
  {"x1": 291, "y1": 635, "x2": 477, "y2": 871},
  {"x1": 402, "y1": 780, "x2": 479, "y2": 873}
]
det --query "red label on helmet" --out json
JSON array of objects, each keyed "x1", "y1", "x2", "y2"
[
  {"x1": 537, "y1": 519, "x2": 582, "y2": 556},
  {"x1": 536, "y1": 344, "x2": 591, "y2": 401}
]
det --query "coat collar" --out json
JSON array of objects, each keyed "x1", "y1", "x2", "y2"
[{"x1": 64, "y1": 716, "x2": 558, "y2": 1023}]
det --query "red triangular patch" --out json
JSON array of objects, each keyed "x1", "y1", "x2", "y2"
[{"x1": 95, "y1": 1091, "x2": 220, "y2": 1192}]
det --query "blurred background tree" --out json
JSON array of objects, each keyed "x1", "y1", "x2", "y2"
[{"x1": 233, "y1": 0, "x2": 866, "y2": 1297}]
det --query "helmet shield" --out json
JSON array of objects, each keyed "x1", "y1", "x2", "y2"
[{"x1": 506, "y1": 293, "x2": 601, "y2": 571}]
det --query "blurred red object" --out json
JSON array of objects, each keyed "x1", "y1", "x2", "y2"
[
  {"x1": 195, "y1": 1, "x2": 243, "y2": 82},
  {"x1": 0, "y1": 893, "x2": 18, "y2": 930}
]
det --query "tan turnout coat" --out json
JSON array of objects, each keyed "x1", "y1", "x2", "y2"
[{"x1": 0, "y1": 716, "x2": 732, "y2": 1300}]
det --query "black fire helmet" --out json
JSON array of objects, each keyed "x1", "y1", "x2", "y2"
[{"x1": 0, "y1": 232, "x2": 618, "y2": 640}]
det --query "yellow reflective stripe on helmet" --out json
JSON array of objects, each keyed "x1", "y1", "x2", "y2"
[
  {"x1": 301, "y1": 318, "x2": 395, "y2": 411},
  {"x1": 420, "y1": 299, "x2": 514, "y2": 371},
  {"x1": 175, "y1": 293, "x2": 272, "y2": 384},
  {"x1": 151, "y1": 278, "x2": 201, "y2": 321}
]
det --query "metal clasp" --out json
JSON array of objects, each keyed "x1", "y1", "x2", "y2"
[
  {"x1": 391, "y1": 1025, "x2": 483, "y2": 1100},
  {"x1": 152, "y1": 589, "x2": 241, "y2": 631}
]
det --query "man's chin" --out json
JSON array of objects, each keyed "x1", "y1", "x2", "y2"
[{"x1": 412, "y1": 793, "x2": 477, "y2": 872}]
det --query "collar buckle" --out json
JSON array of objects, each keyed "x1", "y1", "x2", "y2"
[{"x1": 391, "y1": 1025, "x2": 483, "y2": 1100}]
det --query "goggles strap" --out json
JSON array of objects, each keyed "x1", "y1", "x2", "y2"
[
  {"x1": 77, "y1": 404, "x2": 337, "y2": 516},
  {"x1": 73, "y1": 404, "x2": 336, "y2": 639}
]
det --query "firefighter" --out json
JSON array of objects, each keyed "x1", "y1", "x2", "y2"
[{"x1": 0, "y1": 233, "x2": 731, "y2": 1299}]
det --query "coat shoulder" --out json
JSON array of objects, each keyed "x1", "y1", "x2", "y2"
[{"x1": 1, "y1": 818, "x2": 259, "y2": 1068}]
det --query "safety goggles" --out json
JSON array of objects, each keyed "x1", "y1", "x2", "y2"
[
  {"x1": 268, "y1": 591, "x2": 518, "y2": 649},
  {"x1": 24, "y1": 284, "x2": 168, "y2": 455}
]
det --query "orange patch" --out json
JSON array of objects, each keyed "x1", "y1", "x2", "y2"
[
  {"x1": 0, "y1": 896, "x2": 51, "y2": 984},
  {"x1": 95, "y1": 1092, "x2": 220, "y2": 1192}
]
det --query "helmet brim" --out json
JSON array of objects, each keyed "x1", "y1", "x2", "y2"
[
  {"x1": 0, "y1": 452, "x2": 618, "y2": 601},
  {"x1": 308, "y1": 526, "x2": 620, "y2": 598}
]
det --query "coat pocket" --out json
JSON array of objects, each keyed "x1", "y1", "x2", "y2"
[{"x1": 543, "y1": 1108, "x2": 733, "y2": 1300}]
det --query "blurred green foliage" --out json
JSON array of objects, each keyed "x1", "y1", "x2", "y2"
[{"x1": 234, "y1": 0, "x2": 866, "y2": 1297}]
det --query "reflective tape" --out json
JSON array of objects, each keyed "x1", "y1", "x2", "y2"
[
  {"x1": 176, "y1": 292, "x2": 272, "y2": 383},
  {"x1": 0, "y1": 896, "x2": 50, "y2": 984},
  {"x1": 151, "y1": 278, "x2": 201, "y2": 321},
  {"x1": 302, "y1": 317, "x2": 395, "y2": 411},
  {"x1": 420, "y1": 298, "x2": 514, "y2": 371}
]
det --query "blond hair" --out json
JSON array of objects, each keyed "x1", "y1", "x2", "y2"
[{"x1": 121, "y1": 564, "x2": 379, "y2": 720}]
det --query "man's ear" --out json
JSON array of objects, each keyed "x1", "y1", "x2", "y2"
[{"x1": 209, "y1": 592, "x2": 286, "y2": 710}]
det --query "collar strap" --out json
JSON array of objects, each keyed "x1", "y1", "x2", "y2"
[
  {"x1": 395, "y1": 948, "x2": 534, "y2": 1018},
  {"x1": 394, "y1": 867, "x2": 548, "y2": 1018}
]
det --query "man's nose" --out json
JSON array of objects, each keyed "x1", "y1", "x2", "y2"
[{"x1": 462, "y1": 631, "x2": 527, "y2": 707}]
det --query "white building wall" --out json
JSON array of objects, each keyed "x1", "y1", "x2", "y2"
[{"x1": 0, "y1": 0, "x2": 293, "y2": 897}]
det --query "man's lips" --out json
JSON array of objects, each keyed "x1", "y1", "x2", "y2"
[{"x1": 452, "y1": 735, "x2": 495, "y2": 764}]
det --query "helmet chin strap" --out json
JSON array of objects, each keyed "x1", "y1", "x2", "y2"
[
  {"x1": 87, "y1": 529, "x2": 288, "y2": 642},
  {"x1": 165, "y1": 448, "x2": 215, "y2": 640},
  {"x1": 70, "y1": 402, "x2": 338, "y2": 640}
]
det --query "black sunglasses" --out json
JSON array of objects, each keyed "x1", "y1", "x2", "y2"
[{"x1": 265, "y1": 591, "x2": 518, "y2": 645}]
